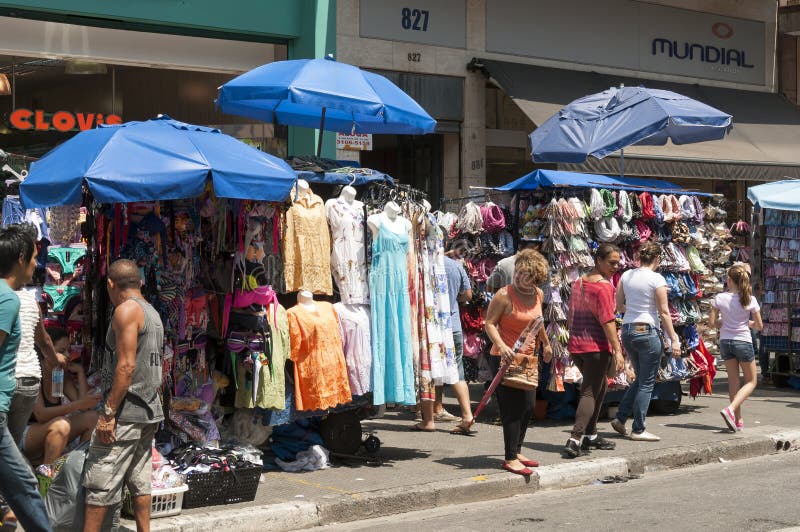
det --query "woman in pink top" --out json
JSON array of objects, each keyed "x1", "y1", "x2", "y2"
[{"x1": 710, "y1": 264, "x2": 763, "y2": 432}]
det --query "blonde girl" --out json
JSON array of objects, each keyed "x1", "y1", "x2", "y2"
[{"x1": 710, "y1": 264, "x2": 763, "y2": 431}]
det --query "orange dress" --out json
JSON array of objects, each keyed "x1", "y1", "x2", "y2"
[{"x1": 287, "y1": 302, "x2": 352, "y2": 411}]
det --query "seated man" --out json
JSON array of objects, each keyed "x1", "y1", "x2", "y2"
[{"x1": 21, "y1": 327, "x2": 100, "y2": 477}]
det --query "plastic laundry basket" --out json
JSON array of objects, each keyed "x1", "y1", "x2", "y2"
[{"x1": 123, "y1": 484, "x2": 188, "y2": 519}]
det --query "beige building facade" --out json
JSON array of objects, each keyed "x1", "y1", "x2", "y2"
[{"x1": 336, "y1": 0, "x2": 785, "y2": 205}]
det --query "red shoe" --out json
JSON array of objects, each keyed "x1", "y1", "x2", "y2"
[
  {"x1": 519, "y1": 459, "x2": 540, "y2": 468},
  {"x1": 502, "y1": 463, "x2": 533, "y2": 476}
]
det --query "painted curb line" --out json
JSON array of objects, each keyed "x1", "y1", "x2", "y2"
[{"x1": 121, "y1": 428, "x2": 800, "y2": 531}]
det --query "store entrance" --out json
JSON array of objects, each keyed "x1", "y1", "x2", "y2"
[{"x1": 361, "y1": 134, "x2": 443, "y2": 208}]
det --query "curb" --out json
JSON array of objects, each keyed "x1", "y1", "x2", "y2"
[{"x1": 126, "y1": 428, "x2": 800, "y2": 531}]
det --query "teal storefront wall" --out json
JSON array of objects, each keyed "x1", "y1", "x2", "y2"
[{"x1": 0, "y1": 0, "x2": 337, "y2": 155}]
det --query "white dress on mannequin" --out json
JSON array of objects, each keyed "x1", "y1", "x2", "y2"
[{"x1": 325, "y1": 193, "x2": 369, "y2": 305}]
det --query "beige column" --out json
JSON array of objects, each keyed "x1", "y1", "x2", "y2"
[{"x1": 460, "y1": 0, "x2": 487, "y2": 192}]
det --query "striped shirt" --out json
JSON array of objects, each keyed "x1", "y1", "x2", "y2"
[{"x1": 567, "y1": 278, "x2": 616, "y2": 354}]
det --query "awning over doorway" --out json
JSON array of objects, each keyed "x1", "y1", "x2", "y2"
[{"x1": 475, "y1": 59, "x2": 800, "y2": 182}]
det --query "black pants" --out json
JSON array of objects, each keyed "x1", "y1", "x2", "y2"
[
  {"x1": 496, "y1": 383, "x2": 536, "y2": 461},
  {"x1": 486, "y1": 354, "x2": 536, "y2": 460},
  {"x1": 570, "y1": 352, "x2": 610, "y2": 440}
]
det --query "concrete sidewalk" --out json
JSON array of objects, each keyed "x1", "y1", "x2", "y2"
[{"x1": 124, "y1": 372, "x2": 800, "y2": 531}]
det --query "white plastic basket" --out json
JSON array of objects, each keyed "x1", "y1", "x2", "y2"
[{"x1": 123, "y1": 484, "x2": 189, "y2": 519}]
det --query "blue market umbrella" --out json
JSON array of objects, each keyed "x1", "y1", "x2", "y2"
[
  {"x1": 216, "y1": 57, "x2": 436, "y2": 154},
  {"x1": 529, "y1": 86, "x2": 732, "y2": 173},
  {"x1": 20, "y1": 115, "x2": 297, "y2": 208},
  {"x1": 747, "y1": 179, "x2": 800, "y2": 211}
]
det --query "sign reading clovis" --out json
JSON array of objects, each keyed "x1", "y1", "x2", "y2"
[
  {"x1": 10, "y1": 109, "x2": 122, "y2": 131},
  {"x1": 485, "y1": 0, "x2": 766, "y2": 86}
]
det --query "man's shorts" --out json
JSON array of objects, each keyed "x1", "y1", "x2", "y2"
[{"x1": 83, "y1": 421, "x2": 158, "y2": 506}]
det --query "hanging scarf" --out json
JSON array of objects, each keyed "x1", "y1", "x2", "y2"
[
  {"x1": 456, "y1": 202, "x2": 484, "y2": 235},
  {"x1": 629, "y1": 192, "x2": 643, "y2": 219},
  {"x1": 669, "y1": 195, "x2": 682, "y2": 221},
  {"x1": 635, "y1": 220, "x2": 652, "y2": 242},
  {"x1": 652, "y1": 194, "x2": 665, "y2": 225},
  {"x1": 594, "y1": 216, "x2": 621, "y2": 242},
  {"x1": 678, "y1": 195, "x2": 696, "y2": 222},
  {"x1": 589, "y1": 189, "x2": 605, "y2": 221},
  {"x1": 568, "y1": 197, "x2": 586, "y2": 219},
  {"x1": 480, "y1": 203, "x2": 506, "y2": 233},
  {"x1": 639, "y1": 192, "x2": 655, "y2": 220},
  {"x1": 692, "y1": 196, "x2": 704, "y2": 225},
  {"x1": 618, "y1": 190, "x2": 633, "y2": 222},
  {"x1": 600, "y1": 189, "x2": 617, "y2": 218}
]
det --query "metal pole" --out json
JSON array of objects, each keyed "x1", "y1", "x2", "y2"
[
  {"x1": 10, "y1": 56, "x2": 15, "y2": 111},
  {"x1": 111, "y1": 65, "x2": 116, "y2": 115},
  {"x1": 620, "y1": 148, "x2": 625, "y2": 177},
  {"x1": 316, "y1": 107, "x2": 326, "y2": 157},
  {"x1": 512, "y1": 192, "x2": 520, "y2": 251}
]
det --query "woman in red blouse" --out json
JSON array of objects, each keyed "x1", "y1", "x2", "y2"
[{"x1": 564, "y1": 243, "x2": 623, "y2": 458}]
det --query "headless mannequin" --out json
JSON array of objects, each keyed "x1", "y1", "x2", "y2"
[
  {"x1": 325, "y1": 185, "x2": 363, "y2": 218},
  {"x1": 367, "y1": 201, "x2": 409, "y2": 239},
  {"x1": 339, "y1": 185, "x2": 357, "y2": 204},
  {"x1": 297, "y1": 290, "x2": 317, "y2": 313},
  {"x1": 296, "y1": 179, "x2": 311, "y2": 199}
]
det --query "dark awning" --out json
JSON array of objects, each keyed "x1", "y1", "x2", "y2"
[{"x1": 475, "y1": 58, "x2": 800, "y2": 182}]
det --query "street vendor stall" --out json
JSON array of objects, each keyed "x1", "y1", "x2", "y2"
[
  {"x1": 438, "y1": 169, "x2": 728, "y2": 417},
  {"x1": 748, "y1": 180, "x2": 800, "y2": 388}
]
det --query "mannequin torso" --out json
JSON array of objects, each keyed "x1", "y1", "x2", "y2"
[
  {"x1": 325, "y1": 188, "x2": 363, "y2": 219},
  {"x1": 297, "y1": 290, "x2": 317, "y2": 313},
  {"x1": 367, "y1": 202, "x2": 409, "y2": 238}
]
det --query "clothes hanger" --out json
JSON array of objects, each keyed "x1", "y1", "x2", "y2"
[{"x1": 3, "y1": 163, "x2": 28, "y2": 186}]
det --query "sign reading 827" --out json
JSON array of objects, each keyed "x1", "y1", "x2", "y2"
[{"x1": 401, "y1": 7, "x2": 429, "y2": 31}]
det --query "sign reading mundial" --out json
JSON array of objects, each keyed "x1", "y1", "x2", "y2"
[{"x1": 486, "y1": 0, "x2": 766, "y2": 86}]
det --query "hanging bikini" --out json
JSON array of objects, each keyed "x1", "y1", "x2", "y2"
[{"x1": 43, "y1": 246, "x2": 86, "y2": 314}]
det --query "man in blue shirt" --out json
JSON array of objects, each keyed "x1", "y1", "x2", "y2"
[
  {"x1": 0, "y1": 224, "x2": 51, "y2": 532},
  {"x1": 439, "y1": 246, "x2": 475, "y2": 435}
]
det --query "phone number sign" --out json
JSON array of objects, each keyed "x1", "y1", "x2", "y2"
[{"x1": 336, "y1": 133, "x2": 373, "y2": 151}]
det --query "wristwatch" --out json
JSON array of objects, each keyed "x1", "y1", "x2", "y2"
[{"x1": 103, "y1": 404, "x2": 115, "y2": 418}]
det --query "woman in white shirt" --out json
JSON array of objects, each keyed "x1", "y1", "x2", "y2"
[
  {"x1": 612, "y1": 242, "x2": 681, "y2": 442},
  {"x1": 710, "y1": 264, "x2": 763, "y2": 432}
]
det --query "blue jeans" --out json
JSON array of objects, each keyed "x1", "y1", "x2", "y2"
[
  {"x1": 616, "y1": 324, "x2": 662, "y2": 434},
  {"x1": 0, "y1": 412, "x2": 52, "y2": 532},
  {"x1": 452, "y1": 331, "x2": 465, "y2": 382},
  {"x1": 720, "y1": 339, "x2": 755, "y2": 363}
]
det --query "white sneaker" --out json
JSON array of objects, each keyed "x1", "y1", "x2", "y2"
[
  {"x1": 610, "y1": 418, "x2": 628, "y2": 436},
  {"x1": 630, "y1": 431, "x2": 661, "y2": 442}
]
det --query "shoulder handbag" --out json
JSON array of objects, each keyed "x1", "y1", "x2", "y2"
[{"x1": 502, "y1": 316, "x2": 544, "y2": 390}]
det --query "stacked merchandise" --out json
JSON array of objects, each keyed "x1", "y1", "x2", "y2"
[
  {"x1": 759, "y1": 208, "x2": 800, "y2": 374},
  {"x1": 693, "y1": 198, "x2": 736, "y2": 360},
  {"x1": 508, "y1": 187, "x2": 726, "y2": 393},
  {"x1": 540, "y1": 196, "x2": 593, "y2": 392}
]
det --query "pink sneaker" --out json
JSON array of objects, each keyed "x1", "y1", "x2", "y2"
[
  {"x1": 736, "y1": 420, "x2": 744, "y2": 432},
  {"x1": 720, "y1": 407, "x2": 736, "y2": 432}
]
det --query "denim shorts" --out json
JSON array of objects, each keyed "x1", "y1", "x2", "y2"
[{"x1": 720, "y1": 339, "x2": 755, "y2": 363}]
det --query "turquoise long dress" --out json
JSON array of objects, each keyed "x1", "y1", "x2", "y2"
[{"x1": 370, "y1": 221, "x2": 415, "y2": 405}]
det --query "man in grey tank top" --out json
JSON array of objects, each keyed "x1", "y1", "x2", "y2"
[{"x1": 83, "y1": 259, "x2": 164, "y2": 532}]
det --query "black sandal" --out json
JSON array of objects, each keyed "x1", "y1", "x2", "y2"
[{"x1": 581, "y1": 436, "x2": 616, "y2": 451}]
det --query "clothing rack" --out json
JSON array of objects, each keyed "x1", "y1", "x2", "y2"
[{"x1": 439, "y1": 194, "x2": 489, "y2": 208}]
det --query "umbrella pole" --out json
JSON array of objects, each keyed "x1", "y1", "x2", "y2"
[
  {"x1": 619, "y1": 148, "x2": 625, "y2": 177},
  {"x1": 317, "y1": 107, "x2": 327, "y2": 157}
]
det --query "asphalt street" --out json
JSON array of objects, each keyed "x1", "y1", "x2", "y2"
[{"x1": 309, "y1": 451, "x2": 800, "y2": 532}]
